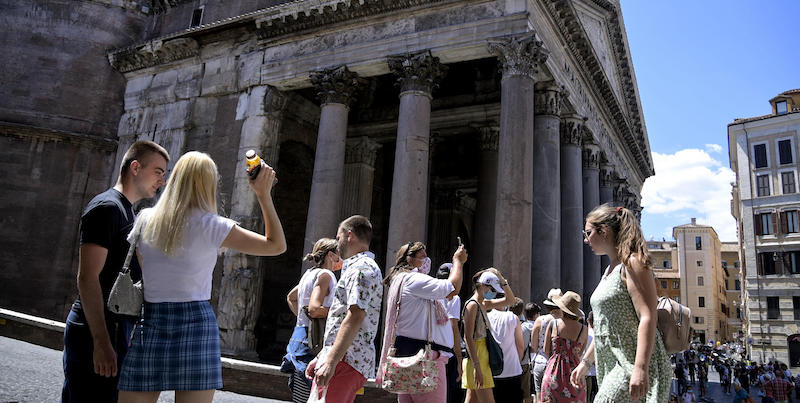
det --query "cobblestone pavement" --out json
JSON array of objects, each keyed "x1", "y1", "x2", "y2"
[{"x1": 0, "y1": 336, "x2": 289, "y2": 403}]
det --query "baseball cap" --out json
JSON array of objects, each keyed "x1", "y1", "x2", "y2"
[{"x1": 476, "y1": 271, "x2": 504, "y2": 293}]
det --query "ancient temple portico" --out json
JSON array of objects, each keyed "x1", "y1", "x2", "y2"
[{"x1": 98, "y1": 0, "x2": 653, "y2": 359}]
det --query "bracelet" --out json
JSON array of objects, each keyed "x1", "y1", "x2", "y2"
[{"x1": 581, "y1": 356, "x2": 592, "y2": 366}]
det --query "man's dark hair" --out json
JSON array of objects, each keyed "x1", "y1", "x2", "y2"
[
  {"x1": 436, "y1": 263, "x2": 452, "y2": 280},
  {"x1": 340, "y1": 215, "x2": 372, "y2": 243},
  {"x1": 120, "y1": 140, "x2": 170, "y2": 180},
  {"x1": 510, "y1": 297, "x2": 524, "y2": 316},
  {"x1": 524, "y1": 302, "x2": 541, "y2": 320}
]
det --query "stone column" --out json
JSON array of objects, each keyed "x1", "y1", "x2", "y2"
[
  {"x1": 385, "y1": 51, "x2": 446, "y2": 262},
  {"x1": 303, "y1": 66, "x2": 360, "y2": 258},
  {"x1": 560, "y1": 114, "x2": 585, "y2": 297},
  {"x1": 582, "y1": 140, "x2": 601, "y2": 308},
  {"x1": 598, "y1": 161, "x2": 614, "y2": 272},
  {"x1": 218, "y1": 86, "x2": 287, "y2": 356},
  {"x1": 531, "y1": 83, "x2": 563, "y2": 304},
  {"x1": 472, "y1": 124, "x2": 499, "y2": 269},
  {"x1": 340, "y1": 136, "x2": 381, "y2": 219},
  {"x1": 488, "y1": 33, "x2": 548, "y2": 302}
]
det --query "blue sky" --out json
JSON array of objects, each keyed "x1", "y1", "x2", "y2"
[{"x1": 619, "y1": 0, "x2": 800, "y2": 242}]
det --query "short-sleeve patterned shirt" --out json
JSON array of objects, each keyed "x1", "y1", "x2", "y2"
[{"x1": 317, "y1": 251, "x2": 383, "y2": 379}]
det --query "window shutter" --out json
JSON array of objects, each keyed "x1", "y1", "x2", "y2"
[
  {"x1": 781, "y1": 212, "x2": 789, "y2": 234},
  {"x1": 755, "y1": 214, "x2": 763, "y2": 235},
  {"x1": 757, "y1": 253, "x2": 764, "y2": 275},
  {"x1": 772, "y1": 213, "x2": 779, "y2": 235}
]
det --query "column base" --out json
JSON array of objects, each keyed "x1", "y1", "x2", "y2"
[{"x1": 219, "y1": 328, "x2": 259, "y2": 359}]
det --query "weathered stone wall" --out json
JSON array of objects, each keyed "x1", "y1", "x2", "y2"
[
  {"x1": 0, "y1": 127, "x2": 117, "y2": 318},
  {"x1": 0, "y1": 1, "x2": 150, "y2": 137},
  {"x1": 0, "y1": 1, "x2": 151, "y2": 319},
  {"x1": 152, "y1": 0, "x2": 292, "y2": 38}
]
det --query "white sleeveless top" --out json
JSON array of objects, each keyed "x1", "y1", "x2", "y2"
[
  {"x1": 533, "y1": 314, "x2": 555, "y2": 365},
  {"x1": 296, "y1": 268, "x2": 336, "y2": 327}
]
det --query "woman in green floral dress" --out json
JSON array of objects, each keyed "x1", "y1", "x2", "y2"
[{"x1": 570, "y1": 204, "x2": 671, "y2": 403}]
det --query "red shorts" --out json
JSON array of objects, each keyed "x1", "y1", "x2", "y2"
[{"x1": 311, "y1": 361, "x2": 367, "y2": 403}]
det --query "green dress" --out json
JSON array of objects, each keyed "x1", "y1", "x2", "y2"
[{"x1": 590, "y1": 264, "x2": 671, "y2": 403}]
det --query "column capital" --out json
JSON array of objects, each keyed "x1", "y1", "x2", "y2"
[
  {"x1": 534, "y1": 83, "x2": 565, "y2": 116},
  {"x1": 560, "y1": 114, "x2": 586, "y2": 146},
  {"x1": 488, "y1": 31, "x2": 549, "y2": 80},
  {"x1": 582, "y1": 143, "x2": 600, "y2": 169},
  {"x1": 472, "y1": 123, "x2": 499, "y2": 152},
  {"x1": 345, "y1": 136, "x2": 381, "y2": 167},
  {"x1": 388, "y1": 50, "x2": 447, "y2": 96},
  {"x1": 310, "y1": 65, "x2": 361, "y2": 106}
]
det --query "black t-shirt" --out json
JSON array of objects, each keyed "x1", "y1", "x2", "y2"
[{"x1": 73, "y1": 188, "x2": 142, "y2": 314}]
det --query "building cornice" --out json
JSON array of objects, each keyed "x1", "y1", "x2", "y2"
[
  {"x1": 540, "y1": 0, "x2": 653, "y2": 180},
  {"x1": 0, "y1": 122, "x2": 118, "y2": 151}
]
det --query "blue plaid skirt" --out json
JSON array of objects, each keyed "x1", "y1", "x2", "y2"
[{"x1": 119, "y1": 301, "x2": 222, "y2": 391}]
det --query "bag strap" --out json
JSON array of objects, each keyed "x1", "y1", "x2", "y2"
[
  {"x1": 388, "y1": 273, "x2": 408, "y2": 349},
  {"x1": 121, "y1": 216, "x2": 144, "y2": 274}
]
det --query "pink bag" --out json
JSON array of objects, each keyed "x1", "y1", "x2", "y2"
[{"x1": 380, "y1": 276, "x2": 439, "y2": 394}]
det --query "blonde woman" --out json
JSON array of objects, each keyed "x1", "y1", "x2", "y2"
[
  {"x1": 118, "y1": 151, "x2": 286, "y2": 403},
  {"x1": 570, "y1": 204, "x2": 670, "y2": 403}
]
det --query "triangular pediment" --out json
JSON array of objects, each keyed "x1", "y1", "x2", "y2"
[{"x1": 574, "y1": 1, "x2": 623, "y2": 105}]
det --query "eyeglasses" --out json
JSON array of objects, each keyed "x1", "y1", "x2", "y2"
[{"x1": 582, "y1": 229, "x2": 594, "y2": 239}]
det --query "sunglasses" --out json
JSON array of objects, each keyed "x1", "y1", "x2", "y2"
[{"x1": 582, "y1": 228, "x2": 594, "y2": 239}]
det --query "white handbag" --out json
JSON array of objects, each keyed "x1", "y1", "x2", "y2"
[{"x1": 107, "y1": 219, "x2": 144, "y2": 317}]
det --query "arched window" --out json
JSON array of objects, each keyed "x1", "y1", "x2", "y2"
[{"x1": 789, "y1": 334, "x2": 800, "y2": 368}]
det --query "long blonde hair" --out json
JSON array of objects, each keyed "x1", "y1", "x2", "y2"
[
  {"x1": 143, "y1": 151, "x2": 219, "y2": 256},
  {"x1": 585, "y1": 204, "x2": 651, "y2": 269}
]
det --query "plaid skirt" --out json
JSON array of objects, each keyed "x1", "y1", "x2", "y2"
[{"x1": 119, "y1": 301, "x2": 222, "y2": 391}]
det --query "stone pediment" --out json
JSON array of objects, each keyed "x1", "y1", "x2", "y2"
[
  {"x1": 573, "y1": 2, "x2": 622, "y2": 104},
  {"x1": 541, "y1": 0, "x2": 653, "y2": 179}
]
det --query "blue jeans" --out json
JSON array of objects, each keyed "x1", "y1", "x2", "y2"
[{"x1": 62, "y1": 304, "x2": 134, "y2": 403}]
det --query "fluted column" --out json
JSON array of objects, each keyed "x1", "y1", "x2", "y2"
[
  {"x1": 531, "y1": 83, "x2": 563, "y2": 304},
  {"x1": 560, "y1": 114, "x2": 585, "y2": 297},
  {"x1": 340, "y1": 136, "x2": 381, "y2": 219},
  {"x1": 472, "y1": 124, "x2": 499, "y2": 269},
  {"x1": 582, "y1": 140, "x2": 601, "y2": 309},
  {"x1": 488, "y1": 33, "x2": 548, "y2": 302},
  {"x1": 598, "y1": 161, "x2": 614, "y2": 272},
  {"x1": 218, "y1": 86, "x2": 287, "y2": 356},
  {"x1": 303, "y1": 66, "x2": 361, "y2": 258},
  {"x1": 385, "y1": 51, "x2": 446, "y2": 262}
]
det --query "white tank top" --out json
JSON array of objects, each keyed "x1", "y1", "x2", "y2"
[
  {"x1": 296, "y1": 268, "x2": 336, "y2": 327},
  {"x1": 533, "y1": 314, "x2": 554, "y2": 364}
]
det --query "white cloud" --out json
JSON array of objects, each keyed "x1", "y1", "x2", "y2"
[
  {"x1": 705, "y1": 143, "x2": 723, "y2": 153},
  {"x1": 641, "y1": 148, "x2": 737, "y2": 241}
]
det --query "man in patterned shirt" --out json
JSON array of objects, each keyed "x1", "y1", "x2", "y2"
[{"x1": 306, "y1": 215, "x2": 383, "y2": 402}]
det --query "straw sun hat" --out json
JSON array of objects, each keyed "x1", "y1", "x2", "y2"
[{"x1": 553, "y1": 291, "x2": 582, "y2": 318}]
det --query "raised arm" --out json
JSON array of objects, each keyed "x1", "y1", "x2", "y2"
[
  {"x1": 222, "y1": 161, "x2": 286, "y2": 255},
  {"x1": 484, "y1": 268, "x2": 515, "y2": 310},
  {"x1": 446, "y1": 245, "x2": 467, "y2": 299}
]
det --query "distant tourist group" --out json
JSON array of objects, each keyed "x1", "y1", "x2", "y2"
[{"x1": 62, "y1": 141, "x2": 675, "y2": 403}]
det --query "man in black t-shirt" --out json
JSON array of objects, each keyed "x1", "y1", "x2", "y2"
[{"x1": 62, "y1": 140, "x2": 169, "y2": 403}]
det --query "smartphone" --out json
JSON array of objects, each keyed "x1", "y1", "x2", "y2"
[{"x1": 457, "y1": 236, "x2": 463, "y2": 246}]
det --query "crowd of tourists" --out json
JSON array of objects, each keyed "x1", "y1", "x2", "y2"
[
  {"x1": 61, "y1": 141, "x2": 675, "y2": 403},
  {"x1": 671, "y1": 346, "x2": 800, "y2": 403}
]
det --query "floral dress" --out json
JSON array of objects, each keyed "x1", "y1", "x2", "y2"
[
  {"x1": 590, "y1": 264, "x2": 671, "y2": 403},
  {"x1": 541, "y1": 320, "x2": 586, "y2": 403}
]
